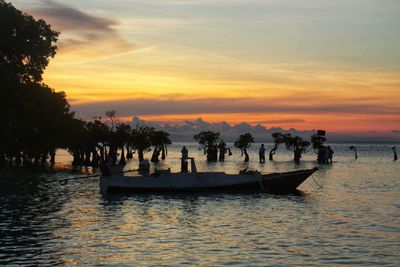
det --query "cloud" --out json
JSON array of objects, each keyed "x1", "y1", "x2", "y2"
[
  {"x1": 35, "y1": 0, "x2": 117, "y2": 31},
  {"x1": 127, "y1": 116, "x2": 312, "y2": 142},
  {"x1": 120, "y1": 116, "x2": 400, "y2": 143},
  {"x1": 30, "y1": 0, "x2": 134, "y2": 60},
  {"x1": 392, "y1": 130, "x2": 400, "y2": 135},
  {"x1": 254, "y1": 119, "x2": 306, "y2": 124},
  {"x1": 71, "y1": 97, "x2": 400, "y2": 117}
]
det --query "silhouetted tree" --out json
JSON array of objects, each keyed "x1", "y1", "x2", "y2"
[
  {"x1": 65, "y1": 113, "x2": 134, "y2": 168},
  {"x1": 0, "y1": 0, "x2": 59, "y2": 84},
  {"x1": 1, "y1": 82, "x2": 76, "y2": 167},
  {"x1": 114, "y1": 124, "x2": 132, "y2": 165},
  {"x1": 65, "y1": 117, "x2": 112, "y2": 167},
  {"x1": 269, "y1": 132, "x2": 287, "y2": 161},
  {"x1": 102, "y1": 110, "x2": 118, "y2": 163},
  {"x1": 311, "y1": 133, "x2": 327, "y2": 163},
  {"x1": 131, "y1": 126, "x2": 154, "y2": 162},
  {"x1": 105, "y1": 110, "x2": 117, "y2": 130},
  {"x1": 0, "y1": 1, "x2": 81, "y2": 168},
  {"x1": 85, "y1": 118, "x2": 110, "y2": 166},
  {"x1": 150, "y1": 130, "x2": 171, "y2": 163},
  {"x1": 234, "y1": 133, "x2": 254, "y2": 162},
  {"x1": 194, "y1": 131, "x2": 220, "y2": 162},
  {"x1": 65, "y1": 118, "x2": 87, "y2": 166},
  {"x1": 284, "y1": 134, "x2": 310, "y2": 163}
]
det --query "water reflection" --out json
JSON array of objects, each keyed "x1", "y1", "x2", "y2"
[
  {"x1": 1, "y1": 143, "x2": 399, "y2": 266},
  {"x1": 0, "y1": 171, "x2": 70, "y2": 266}
]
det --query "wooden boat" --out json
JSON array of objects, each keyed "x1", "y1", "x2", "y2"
[{"x1": 100, "y1": 158, "x2": 318, "y2": 193}]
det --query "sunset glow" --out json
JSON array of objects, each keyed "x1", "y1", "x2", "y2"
[{"x1": 12, "y1": 0, "x2": 400, "y2": 134}]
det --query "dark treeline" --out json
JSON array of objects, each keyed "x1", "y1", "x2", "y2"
[
  {"x1": 193, "y1": 129, "x2": 397, "y2": 164},
  {"x1": 0, "y1": 1, "x2": 173, "y2": 168},
  {"x1": 1, "y1": 1, "x2": 67, "y2": 168},
  {"x1": 194, "y1": 130, "x2": 332, "y2": 164},
  {"x1": 66, "y1": 111, "x2": 171, "y2": 168}
]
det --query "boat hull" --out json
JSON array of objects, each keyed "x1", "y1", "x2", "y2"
[{"x1": 100, "y1": 168, "x2": 318, "y2": 194}]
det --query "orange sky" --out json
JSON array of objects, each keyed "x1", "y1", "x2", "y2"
[{"x1": 13, "y1": 0, "x2": 400, "y2": 134}]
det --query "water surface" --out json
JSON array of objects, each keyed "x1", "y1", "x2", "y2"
[{"x1": 1, "y1": 143, "x2": 399, "y2": 266}]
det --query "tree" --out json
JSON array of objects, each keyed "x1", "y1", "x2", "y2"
[
  {"x1": 284, "y1": 134, "x2": 310, "y2": 163},
  {"x1": 194, "y1": 131, "x2": 220, "y2": 162},
  {"x1": 101, "y1": 110, "x2": 132, "y2": 165},
  {"x1": 0, "y1": 1, "x2": 78, "y2": 168},
  {"x1": 65, "y1": 114, "x2": 133, "y2": 167},
  {"x1": 130, "y1": 126, "x2": 154, "y2": 162},
  {"x1": 234, "y1": 133, "x2": 254, "y2": 162},
  {"x1": 105, "y1": 110, "x2": 117, "y2": 131},
  {"x1": 114, "y1": 124, "x2": 132, "y2": 165},
  {"x1": 0, "y1": 80, "x2": 76, "y2": 167},
  {"x1": 66, "y1": 118, "x2": 88, "y2": 166},
  {"x1": 150, "y1": 130, "x2": 171, "y2": 163},
  {"x1": 85, "y1": 119, "x2": 110, "y2": 167},
  {"x1": 269, "y1": 132, "x2": 287, "y2": 161},
  {"x1": 311, "y1": 133, "x2": 327, "y2": 163},
  {"x1": 0, "y1": 0, "x2": 59, "y2": 84}
]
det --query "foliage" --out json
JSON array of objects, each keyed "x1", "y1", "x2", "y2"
[
  {"x1": 194, "y1": 131, "x2": 220, "y2": 162},
  {"x1": 311, "y1": 134, "x2": 327, "y2": 151},
  {"x1": 0, "y1": 0, "x2": 59, "y2": 83},
  {"x1": 269, "y1": 132, "x2": 290, "y2": 160},
  {"x1": 193, "y1": 131, "x2": 220, "y2": 148},
  {"x1": 114, "y1": 124, "x2": 132, "y2": 147},
  {"x1": 284, "y1": 135, "x2": 310, "y2": 152},
  {"x1": 0, "y1": 73, "x2": 75, "y2": 167},
  {"x1": 234, "y1": 133, "x2": 254, "y2": 162},
  {"x1": 150, "y1": 130, "x2": 171, "y2": 162},
  {"x1": 105, "y1": 110, "x2": 118, "y2": 131},
  {"x1": 234, "y1": 133, "x2": 254, "y2": 150},
  {"x1": 272, "y1": 132, "x2": 285, "y2": 143},
  {"x1": 311, "y1": 132, "x2": 328, "y2": 163},
  {"x1": 283, "y1": 134, "x2": 310, "y2": 163},
  {"x1": 0, "y1": 2, "x2": 174, "y2": 168},
  {"x1": 150, "y1": 130, "x2": 172, "y2": 147},
  {"x1": 85, "y1": 119, "x2": 110, "y2": 148},
  {"x1": 131, "y1": 126, "x2": 154, "y2": 151},
  {"x1": 0, "y1": 1, "x2": 71, "y2": 167},
  {"x1": 130, "y1": 126, "x2": 154, "y2": 161}
]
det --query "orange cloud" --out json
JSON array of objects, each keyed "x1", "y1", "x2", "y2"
[{"x1": 134, "y1": 113, "x2": 400, "y2": 133}]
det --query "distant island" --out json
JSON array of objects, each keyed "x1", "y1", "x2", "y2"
[{"x1": 102, "y1": 116, "x2": 400, "y2": 144}]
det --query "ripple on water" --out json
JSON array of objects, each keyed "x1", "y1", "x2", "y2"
[{"x1": 1, "y1": 143, "x2": 400, "y2": 266}]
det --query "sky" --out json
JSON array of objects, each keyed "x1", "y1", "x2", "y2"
[{"x1": 11, "y1": 0, "x2": 400, "y2": 135}]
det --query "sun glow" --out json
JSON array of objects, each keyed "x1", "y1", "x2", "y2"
[{"x1": 13, "y1": 0, "x2": 400, "y2": 135}]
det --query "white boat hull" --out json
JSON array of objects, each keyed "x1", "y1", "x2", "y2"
[{"x1": 100, "y1": 168, "x2": 318, "y2": 193}]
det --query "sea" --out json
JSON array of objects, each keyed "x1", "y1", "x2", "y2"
[{"x1": 0, "y1": 142, "x2": 399, "y2": 266}]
